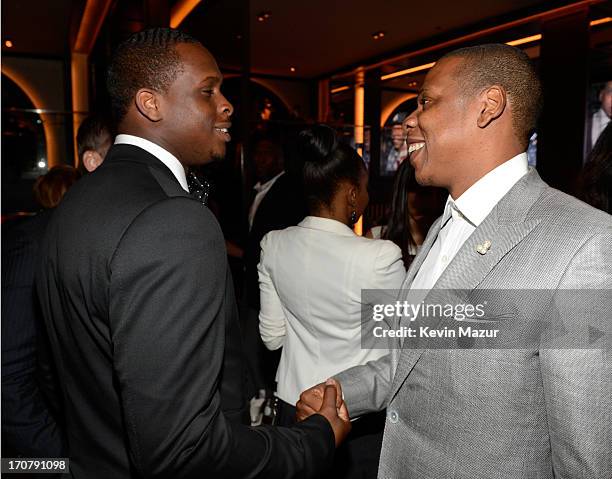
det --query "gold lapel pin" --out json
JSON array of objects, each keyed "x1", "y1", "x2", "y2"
[{"x1": 476, "y1": 240, "x2": 492, "y2": 255}]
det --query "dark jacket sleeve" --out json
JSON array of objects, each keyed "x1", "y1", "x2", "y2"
[
  {"x1": 1, "y1": 214, "x2": 65, "y2": 457},
  {"x1": 109, "y1": 197, "x2": 334, "y2": 478}
]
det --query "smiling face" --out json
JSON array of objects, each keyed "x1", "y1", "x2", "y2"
[
  {"x1": 158, "y1": 43, "x2": 233, "y2": 166},
  {"x1": 403, "y1": 57, "x2": 476, "y2": 193}
]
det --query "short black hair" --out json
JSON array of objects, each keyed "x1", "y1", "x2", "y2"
[
  {"x1": 106, "y1": 28, "x2": 200, "y2": 122},
  {"x1": 442, "y1": 43, "x2": 542, "y2": 147},
  {"x1": 294, "y1": 125, "x2": 365, "y2": 212},
  {"x1": 76, "y1": 114, "x2": 113, "y2": 159}
]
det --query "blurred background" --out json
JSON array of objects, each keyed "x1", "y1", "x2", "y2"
[{"x1": 2, "y1": 0, "x2": 611, "y2": 224}]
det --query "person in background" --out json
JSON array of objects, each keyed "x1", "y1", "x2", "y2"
[
  {"x1": 579, "y1": 121, "x2": 612, "y2": 213},
  {"x1": 2, "y1": 165, "x2": 80, "y2": 459},
  {"x1": 367, "y1": 159, "x2": 445, "y2": 268},
  {"x1": 243, "y1": 129, "x2": 307, "y2": 393},
  {"x1": 76, "y1": 114, "x2": 113, "y2": 173},
  {"x1": 32, "y1": 165, "x2": 81, "y2": 209},
  {"x1": 384, "y1": 123, "x2": 408, "y2": 174},
  {"x1": 258, "y1": 125, "x2": 406, "y2": 478},
  {"x1": 588, "y1": 80, "x2": 611, "y2": 152}
]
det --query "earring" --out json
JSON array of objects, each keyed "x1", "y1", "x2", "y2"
[{"x1": 350, "y1": 210, "x2": 358, "y2": 225}]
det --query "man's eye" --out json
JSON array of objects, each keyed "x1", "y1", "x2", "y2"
[
  {"x1": 419, "y1": 97, "x2": 430, "y2": 108},
  {"x1": 202, "y1": 89, "x2": 214, "y2": 96}
]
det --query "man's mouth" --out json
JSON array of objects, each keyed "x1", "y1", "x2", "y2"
[
  {"x1": 215, "y1": 124, "x2": 231, "y2": 142},
  {"x1": 408, "y1": 142, "x2": 425, "y2": 155}
]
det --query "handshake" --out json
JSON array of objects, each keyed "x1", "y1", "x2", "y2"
[{"x1": 296, "y1": 378, "x2": 351, "y2": 446}]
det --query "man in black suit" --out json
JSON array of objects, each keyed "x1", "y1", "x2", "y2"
[
  {"x1": 36, "y1": 28, "x2": 349, "y2": 478},
  {"x1": 2, "y1": 115, "x2": 113, "y2": 461},
  {"x1": 242, "y1": 130, "x2": 307, "y2": 390},
  {"x1": 2, "y1": 209, "x2": 65, "y2": 460}
]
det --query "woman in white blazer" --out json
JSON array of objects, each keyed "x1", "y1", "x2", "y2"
[{"x1": 258, "y1": 125, "x2": 406, "y2": 478}]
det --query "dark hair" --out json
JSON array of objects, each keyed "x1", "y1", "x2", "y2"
[
  {"x1": 382, "y1": 160, "x2": 420, "y2": 266},
  {"x1": 442, "y1": 43, "x2": 542, "y2": 148},
  {"x1": 77, "y1": 114, "x2": 113, "y2": 160},
  {"x1": 578, "y1": 122, "x2": 612, "y2": 213},
  {"x1": 33, "y1": 165, "x2": 81, "y2": 209},
  {"x1": 294, "y1": 125, "x2": 365, "y2": 212},
  {"x1": 106, "y1": 28, "x2": 200, "y2": 122}
]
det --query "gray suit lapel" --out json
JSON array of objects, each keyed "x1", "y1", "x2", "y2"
[
  {"x1": 401, "y1": 216, "x2": 444, "y2": 289},
  {"x1": 388, "y1": 169, "x2": 547, "y2": 403}
]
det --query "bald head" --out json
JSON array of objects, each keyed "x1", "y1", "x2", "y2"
[{"x1": 442, "y1": 44, "x2": 542, "y2": 148}]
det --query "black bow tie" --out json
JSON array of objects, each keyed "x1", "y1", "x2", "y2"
[{"x1": 187, "y1": 171, "x2": 211, "y2": 206}]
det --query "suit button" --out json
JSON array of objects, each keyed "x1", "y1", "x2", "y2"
[{"x1": 388, "y1": 410, "x2": 399, "y2": 424}]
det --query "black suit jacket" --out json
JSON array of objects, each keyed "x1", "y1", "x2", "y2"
[
  {"x1": 36, "y1": 144, "x2": 334, "y2": 478},
  {"x1": 244, "y1": 173, "x2": 307, "y2": 308},
  {"x1": 2, "y1": 210, "x2": 65, "y2": 457}
]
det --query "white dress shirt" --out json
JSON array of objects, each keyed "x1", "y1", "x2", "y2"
[
  {"x1": 248, "y1": 171, "x2": 284, "y2": 230},
  {"x1": 411, "y1": 152, "x2": 529, "y2": 290},
  {"x1": 115, "y1": 134, "x2": 189, "y2": 192},
  {"x1": 258, "y1": 216, "x2": 406, "y2": 404},
  {"x1": 591, "y1": 108, "x2": 610, "y2": 147}
]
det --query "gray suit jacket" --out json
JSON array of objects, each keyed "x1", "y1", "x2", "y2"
[{"x1": 336, "y1": 169, "x2": 612, "y2": 478}]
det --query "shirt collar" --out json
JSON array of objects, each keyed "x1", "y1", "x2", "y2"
[
  {"x1": 298, "y1": 216, "x2": 356, "y2": 237},
  {"x1": 114, "y1": 134, "x2": 189, "y2": 192},
  {"x1": 254, "y1": 171, "x2": 285, "y2": 192},
  {"x1": 450, "y1": 152, "x2": 529, "y2": 227}
]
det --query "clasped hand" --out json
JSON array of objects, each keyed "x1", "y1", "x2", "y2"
[{"x1": 296, "y1": 378, "x2": 351, "y2": 446}]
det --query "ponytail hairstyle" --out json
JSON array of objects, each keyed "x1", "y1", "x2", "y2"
[{"x1": 293, "y1": 125, "x2": 365, "y2": 213}]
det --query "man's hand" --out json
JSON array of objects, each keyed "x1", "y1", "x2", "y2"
[
  {"x1": 296, "y1": 378, "x2": 343, "y2": 421},
  {"x1": 312, "y1": 380, "x2": 351, "y2": 447}
]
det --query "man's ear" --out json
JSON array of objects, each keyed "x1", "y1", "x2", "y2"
[
  {"x1": 82, "y1": 150, "x2": 103, "y2": 173},
  {"x1": 477, "y1": 85, "x2": 506, "y2": 129},
  {"x1": 135, "y1": 88, "x2": 163, "y2": 122}
]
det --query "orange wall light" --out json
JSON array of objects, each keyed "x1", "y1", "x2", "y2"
[{"x1": 171, "y1": 0, "x2": 203, "y2": 28}]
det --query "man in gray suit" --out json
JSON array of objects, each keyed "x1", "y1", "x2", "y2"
[{"x1": 298, "y1": 44, "x2": 611, "y2": 478}]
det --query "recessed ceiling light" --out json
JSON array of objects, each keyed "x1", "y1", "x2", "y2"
[
  {"x1": 290, "y1": 66, "x2": 296, "y2": 72},
  {"x1": 5, "y1": 40, "x2": 13, "y2": 48},
  {"x1": 257, "y1": 11, "x2": 271, "y2": 22},
  {"x1": 372, "y1": 31, "x2": 385, "y2": 40}
]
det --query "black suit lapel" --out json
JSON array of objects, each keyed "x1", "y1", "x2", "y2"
[{"x1": 105, "y1": 144, "x2": 191, "y2": 200}]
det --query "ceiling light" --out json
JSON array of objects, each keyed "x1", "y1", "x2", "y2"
[
  {"x1": 290, "y1": 66, "x2": 296, "y2": 72},
  {"x1": 381, "y1": 62, "x2": 436, "y2": 81},
  {"x1": 590, "y1": 17, "x2": 612, "y2": 27},
  {"x1": 257, "y1": 11, "x2": 271, "y2": 22},
  {"x1": 5, "y1": 40, "x2": 13, "y2": 48},
  {"x1": 331, "y1": 85, "x2": 350, "y2": 94},
  {"x1": 372, "y1": 31, "x2": 385, "y2": 40},
  {"x1": 506, "y1": 34, "x2": 541, "y2": 47}
]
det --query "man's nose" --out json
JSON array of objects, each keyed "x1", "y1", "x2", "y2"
[
  {"x1": 219, "y1": 94, "x2": 233, "y2": 117},
  {"x1": 403, "y1": 109, "x2": 418, "y2": 131}
]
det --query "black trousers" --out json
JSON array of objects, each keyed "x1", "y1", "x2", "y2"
[{"x1": 277, "y1": 399, "x2": 384, "y2": 479}]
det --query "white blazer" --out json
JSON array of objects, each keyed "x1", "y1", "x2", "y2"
[{"x1": 258, "y1": 216, "x2": 406, "y2": 404}]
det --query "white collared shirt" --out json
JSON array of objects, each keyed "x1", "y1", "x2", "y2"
[
  {"x1": 411, "y1": 152, "x2": 529, "y2": 290},
  {"x1": 248, "y1": 171, "x2": 285, "y2": 230},
  {"x1": 114, "y1": 134, "x2": 189, "y2": 192},
  {"x1": 591, "y1": 108, "x2": 610, "y2": 147}
]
